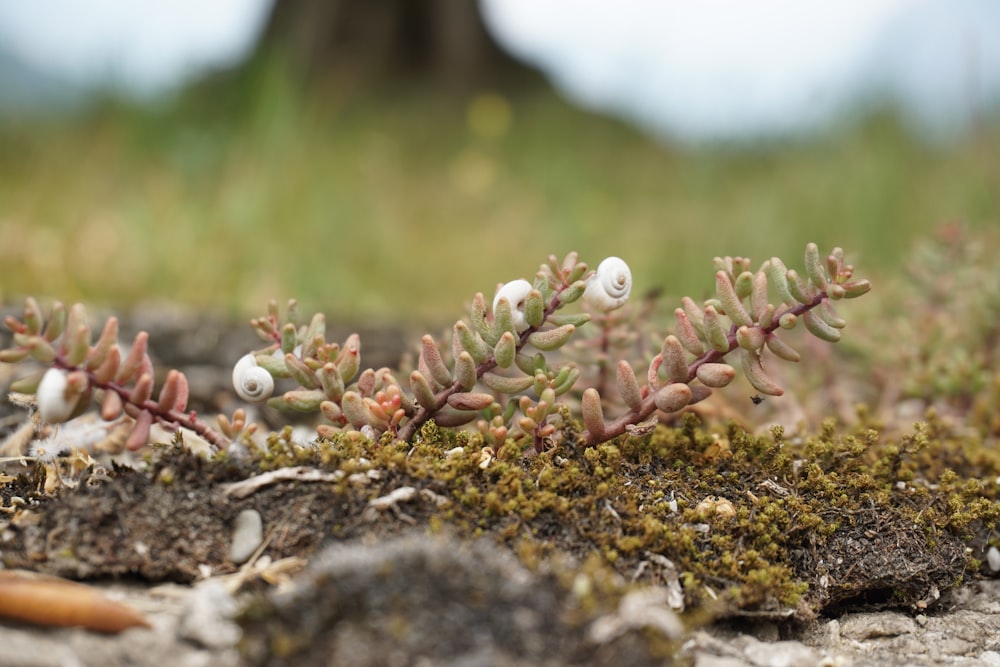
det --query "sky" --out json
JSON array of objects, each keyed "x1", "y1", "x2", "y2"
[{"x1": 0, "y1": 0, "x2": 998, "y2": 142}]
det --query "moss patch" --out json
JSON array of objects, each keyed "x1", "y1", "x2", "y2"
[{"x1": 2, "y1": 409, "x2": 998, "y2": 622}]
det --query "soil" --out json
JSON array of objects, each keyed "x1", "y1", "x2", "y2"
[{"x1": 1, "y1": 309, "x2": 998, "y2": 666}]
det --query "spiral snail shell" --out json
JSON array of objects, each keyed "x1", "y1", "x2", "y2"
[
  {"x1": 492, "y1": 279, "x2": 533, "y2": 333},
  {"x1": 232, "y1": 353, "x2": 275, "y2": 403},
  {"x1": 582, "y1": 256, "x2": 632, "y2": 313}
]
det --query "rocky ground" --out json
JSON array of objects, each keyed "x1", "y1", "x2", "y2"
[
  {"x1": 1, "y1": 534, "x2": 999, "y2": 667},
  {"x1": 2, "y1": 306, "x2": 999, "y2": 666}
]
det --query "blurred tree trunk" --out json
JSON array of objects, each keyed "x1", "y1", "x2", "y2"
[{"x1": 249, "y1": 0, "x2": 540, "y2": 93}]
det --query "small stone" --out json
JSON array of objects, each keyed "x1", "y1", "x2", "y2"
[
  {"x1": 839, "y1": 611, "x2": 915, "y2": 640},
  {"x1": 740, "y1": 636, "x2": 818, "y2": 667},
  {"x1": 178, "y1": 579, "x2": 242, "y2": 649},
  {"x1": 987, "y1": 546, "x2": 1000, "y2": 572},
  {"x1": 230, "y1": 509, "x2": 263, "y2": 564},
  {"x1": 980, "y1": 650, "x2": 1000, "y2": 666}
]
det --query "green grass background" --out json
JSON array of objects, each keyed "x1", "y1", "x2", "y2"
[{"x1": 1, "y1": 70, "x2": 997, "y2": 326}]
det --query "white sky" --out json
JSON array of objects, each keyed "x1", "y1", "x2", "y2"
[
  {"x1": 480, "y1": 0, "x2": 1000, "y2": 140},
  {"x1": 0, "y1": 0, "x2": 998, "y2": 141},
  {"x1": 0, "y1": 0, "x2": 271, "y2": 93}
]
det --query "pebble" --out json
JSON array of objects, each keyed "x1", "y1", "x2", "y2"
[
  {"x1": 177, "y1": 579, "x2": 241, "y2": 650},
  {"x1": 230, "y1": 509, "x2": 263, "y2": 564},
  {"x1": 987, "y1": 545, "x2": 1000, "y2": 572}
]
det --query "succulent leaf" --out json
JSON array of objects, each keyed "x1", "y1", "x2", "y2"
[
  {"x1": 454, "y1": 351, "x2": 478, "y2": 391},
  {"x1": 420, "y1": 335, "x2": 454, "y2": 387},
  {"x1": 319, "y1": 363, "x2": 345, "y2": 401},
  {"x1": 804, "y1": 242, "x2": 828, "y2": 288},
  {"x1": 653, "y1": 383, "x2": 692, "y2": 413},
  {"x1": 616, "y1": 361, "x2": 643, "y2": 412},
  {"x1": 285, "y1": 353, "x2": 319, "y2": 389},
  {"x1": 803, "y1": 310, "x2": 842, "y2": 342},
  {"x1": 839, "y1": 279, "x2": 871, "y2": 299},
  {"x1": 763, "y1": 258, "x2": 795, "y2": 305},
  {"x1": 695, "y1": 363, "x2": 736, "y2": 388},
  {"x1": 715, "y1": 271, "x2": 753, "y2": 327},
  {"x1": 281, "y1": 389, "x2": 326, "y2": 412},
  {"x1": 482, "y1": 371, "x2": 534, "y2": 394},
  {"x1": 340, "y1": 391, "x2": 368, "y2": 428},
  {"x1": 409, "y1": 371, "x2": 437, "y2": 410},
  {"x1": 673, "y1": 308, "x2": 705, "y2": 356},
  {"x1": 494, "y1": 331, "x2": 517, "y2": 369},
  {"x1": 446, "y1": 392, "x2": 495, "y2": 411},
  {"x1": 454, "y1": 320, "x2": 490, "y2": 364},
  {"x1": 736, "y1": 325, "x2": 766, "y2": 351},
  {"x1": 734, "y1": 271, "x2": 754, "y2": 300},
  {"x1": 471, "y1": 293, "x2": 495, "y2": 345},
  {"x1": 661, "y1": 335, "x2": 689, "y2": 383},
  {"x1": 527, "y1": 324, "x2": 575, "y2": 351},
  {"x1": 681, "y1": 296, "x2": 706, "y2": 338},
  {"x1": 786, "y1": 269, "x2": 815, "y2": 304},
  {"x1": 524, "y1": 289, "x2": 545, "y2": 329},
  {"x1": 703, "y1": 305, "x2": 731, "y2": 353},
  {"x1": 41, "y1": 302, "x2": 66, "y2": 342},
  {"x1": 739, "y1": 349, "x2": 784, "y2": 396},
  {"x1": 581, "y1": 388, "x2": 606, "y2": 440},
  {"x1": 764, "y1": 333, "x2": 801, "y2": 362}
]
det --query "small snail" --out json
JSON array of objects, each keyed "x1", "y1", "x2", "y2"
[
  {"x1": 36, "y1": 368, "x2": 79, "y2": 424},
  {"x1": 582, "y1": 256, "x2": 632, "y2": 313},
  {"x1": 492, "y1": 279, "x2": 533, "y2": 333},
  {"x1": 232, "y1": 353, "x2": 274, "y2": 402}
]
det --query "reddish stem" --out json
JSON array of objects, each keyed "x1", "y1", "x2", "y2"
[
  {"x1": 52, "y1": 355, "x2": 229, "y2": 449},
  {"x1": 580, "y1": 292, "x2": 828, "y2": 447}
]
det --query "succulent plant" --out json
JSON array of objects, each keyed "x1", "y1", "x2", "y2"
[
  {"x1": 2, "y1": 243, "x2": 869, "y2": 454},
  {"x1": 1, "y1": 302, "x2": 243, "y2": 450}
]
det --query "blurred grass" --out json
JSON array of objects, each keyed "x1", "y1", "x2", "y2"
[{"x1": 0, "y1": 67, "x2": 997, "y2": 326}]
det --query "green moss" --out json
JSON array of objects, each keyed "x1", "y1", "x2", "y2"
[{"x1": 106, "y1": 402, "x2": 989, "y2": 620}]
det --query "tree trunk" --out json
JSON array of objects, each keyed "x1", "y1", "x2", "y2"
[{"x1": 249, "y1": 0, "x2": 541, "y2": 93}]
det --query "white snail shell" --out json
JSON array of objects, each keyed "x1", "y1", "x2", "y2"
[
  {"x1": 37, "y1": 368, "x2": 78, "y2": 424},
  {"x1": 582, "y1": 256, "x2": 632, "y2": 313},
  {"x1": 232, "y1": 353, "x2": 274, "y2": 403},
  {"x1": 493, "y1": 279, "x2": 533, "y2": 333}
]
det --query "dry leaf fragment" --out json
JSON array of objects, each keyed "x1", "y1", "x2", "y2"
[{"x1": 0, "y1": 570, "x2": 151, "y2": 633}]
